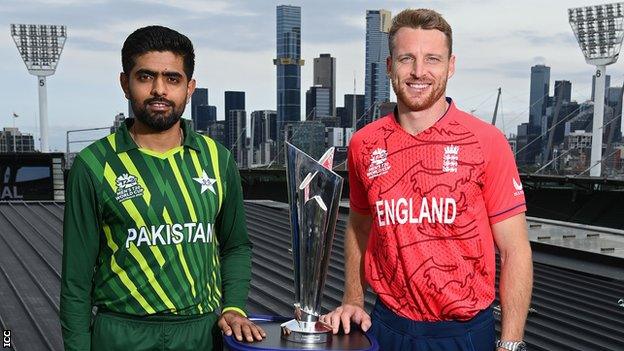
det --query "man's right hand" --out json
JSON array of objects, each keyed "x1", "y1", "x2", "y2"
[{"x1": 320, "y1": 304, "x2": 371, "y2": 334}]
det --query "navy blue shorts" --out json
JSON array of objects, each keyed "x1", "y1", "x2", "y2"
[{"x1": 369, "y1": 300, "x2": 495, "y2": 351}]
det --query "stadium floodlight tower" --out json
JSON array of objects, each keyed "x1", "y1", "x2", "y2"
[
  {"x1": 10, "y1": 24, "x2": 67, "y2": 153},
  {"x1": 569, "y1": 3, "x2": 624, "y2": 177}
]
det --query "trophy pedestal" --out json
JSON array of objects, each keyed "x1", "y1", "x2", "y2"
[
  {"x1": 280, "y1": 319, "x2": 331, "y2": 344},
  {"x1": 223, "y1": 316, "x2": 378, "y2": 351}
]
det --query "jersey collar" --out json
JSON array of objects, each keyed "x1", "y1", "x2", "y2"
[
  {"x1": 115, "y1": 118, "x2": 203, "y2": 154},
  {"x1": 390, "y1": 97, "x2": 455, "y2": 133}
]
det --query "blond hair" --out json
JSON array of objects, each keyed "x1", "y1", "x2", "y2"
[{"x1": 388, "y1": 9, "x2": 453, "y2": 56}]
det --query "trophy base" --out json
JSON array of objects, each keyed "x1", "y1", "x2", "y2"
[
  {"x1": 223, "y1": 316, "x2": 377, "y2": 350},
  {"x1": 280, "y1": 319, "x2": 332, "y2": 344}
]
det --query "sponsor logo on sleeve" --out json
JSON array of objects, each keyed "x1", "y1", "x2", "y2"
[{"x1": 513, "y1": 177, "x2": 524, "y2": 196}]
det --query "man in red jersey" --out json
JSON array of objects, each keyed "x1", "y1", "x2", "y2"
[{"x1": 321, "y1": 9, "x2": 532, "y2": 351}]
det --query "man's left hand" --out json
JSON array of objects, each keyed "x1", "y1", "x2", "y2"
[{"x1": 218, "y1": 310, "x2": 266, "y2": 342}]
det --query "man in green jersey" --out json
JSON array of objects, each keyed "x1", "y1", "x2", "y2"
[{"x1": 60, "y1": 25, "x2": 265, "y2": 350}]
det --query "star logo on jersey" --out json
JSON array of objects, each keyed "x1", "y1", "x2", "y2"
[
  {"x1": 194, "y1": 170, "x2": 217, "y2": 195},
  {"x1": 115, "y1": 173, "x2": 144, "y2": 202}
]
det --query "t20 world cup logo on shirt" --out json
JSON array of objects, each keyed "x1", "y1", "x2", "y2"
[
  {"x1": 367, "y1": 148, "x2": 391, "y2": 179},
  {"x1": 115, "y1": 173, "x2": 144, "y2": 202}
]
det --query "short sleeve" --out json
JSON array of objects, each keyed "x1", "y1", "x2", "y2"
[
  {"x1": 348, "y1": 137, "x2": 370, "y2": 215},
  {"x1": 481, "y1": 129, "x2": 527, "y2": 224}
]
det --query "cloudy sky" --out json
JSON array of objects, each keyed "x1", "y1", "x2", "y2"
[{"x1": 2, "y1": 0, "x2": 624, "y2": 152}]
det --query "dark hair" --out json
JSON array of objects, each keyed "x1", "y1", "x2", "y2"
[
  {"x1": 122, "y1": 25, "x2": 195, "y2": 79},
  {"x1": 389, "y1": 9, "x2": 452, "y2": 56}
]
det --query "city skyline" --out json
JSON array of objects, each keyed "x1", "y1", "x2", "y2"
[{"x1": 2, "y1": 0, "x2": 624, "y2": 152}]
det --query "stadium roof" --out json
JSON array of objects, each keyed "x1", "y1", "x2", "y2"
[{"x1": 0, "y1": 201, "x2": 622, "y2": 350}]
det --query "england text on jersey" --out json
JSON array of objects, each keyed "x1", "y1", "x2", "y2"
[{"x1": 375, "y1": 197, "x2": 456, "y2": 226}]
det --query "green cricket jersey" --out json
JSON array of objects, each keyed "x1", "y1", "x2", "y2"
[{"x1": 60, "y1": 118, "x2": 252, "y2": 350}]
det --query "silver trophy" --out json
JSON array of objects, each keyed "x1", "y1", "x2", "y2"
[{"x1": 282, "y1": 142, "x2": 344, "y2": 344}]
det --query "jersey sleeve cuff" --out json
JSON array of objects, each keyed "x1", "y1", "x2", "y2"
[
  {"x1": 222, "y1": 306, "x2": 247, "y2": 317},
  {"x1": 489, "y1": 203, "x2": 526, "y2": 224}
]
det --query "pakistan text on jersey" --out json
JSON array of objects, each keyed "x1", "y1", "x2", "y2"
[
  {"x1": 125, "y1": 222, "x2": 215, "y2": 249},
  {"x1": 375, "y1": 197, "x2": 457, "y2": 227}
]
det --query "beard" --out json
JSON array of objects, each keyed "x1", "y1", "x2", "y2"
[
  {"x1": 129, "y1": 95, "x2": 186, "y2": 131},
  {"x1": 391, "y1": 74, "x2": 448, "y2": 112}
]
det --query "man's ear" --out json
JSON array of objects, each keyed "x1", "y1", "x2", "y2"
[
  {"x1": 120, "y1": 72, "x2": 130, "y2": 99},
  {"x1": 187, "y1": 78, "x2": 196, "y2": 104},
  {"x1": 447, "y1": 54, "x2": 456, "y2": 80}
]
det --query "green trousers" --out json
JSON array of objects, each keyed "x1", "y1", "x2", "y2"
[{"x1": 91, "y1": 310, "x2": 221, "y2": 351}]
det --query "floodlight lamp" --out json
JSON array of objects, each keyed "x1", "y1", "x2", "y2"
[
  {"x1": 569, "y1": 2, "x2": 624, "y2": 65},
  {"x1": 10, "y1": 24, "x2": 67, "y2": 77}
]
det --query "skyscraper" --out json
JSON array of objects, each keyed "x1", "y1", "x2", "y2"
[
  {"x1": 515, "y1": 122, "x2": 530, "y2": 166},
  {"x1": 228, "y1": 109, "x2": 247, "y2": 167},
  {"x1": 553, "y1": 80, "x2": 572, "y2": 105},
  {"x1": 365, "y1": 9, "x2": 391, "y2": 111},
  {"x1": 251, "y1": 110, "x2": 277, "y2": 148},
  {"x1": 191, "y1": 88, "x2": 209, "y2": 130},
  {"x1": 207, "y1": 105, "x2": 217, "y2": 123},
  {"x1": 592, "y1": 74, "x2": 611, "y2": 101},
  {"x1": 224, "y1": 91, "x2": 245, "y2": 150},
  {"x1": 250, "y1": 110, "x2": 277, "y2": 165},
  {"x1": 357, "y1": 101, "x2": 396, "y2": 130},
  {"x1": 529, "y1": 64, "x2": 550, "y2": 132},
  {"x1": 284, "y1": 121, "x2": 326, "y2": 160},
  {"x1": 343, "y1": 94, "x2": 365, "y2": 128},
  {"x1": 541, "y1": 99, "x2": 580, "y2": 164},
  {"x1": 203, "y1": 121, "x2": 225, "y2": 146},
  {"x1": 336, "y1": 107, "x2": 345, "y2": 125},
  {"x1": 275, "y1": 5, "x2": 304, "y2": 132},
  {"x1": 305, "y1": 85, "x2": 331, "y2": 119},
  {"x1": 195, "y1": 105, "x2": 216, "y2": 131},
  {"x1": 525, "y1": 64, "x2": 550, "y2": 165},
  {"x1": 542, "y1": 80, "x2": 573, "y2": 163},
  {"x1": 606, "y1": 86, "x2": 623, "y2": 143},
  {"x1": 313, "y1": 53, "x2": 336, "y2": 116}
]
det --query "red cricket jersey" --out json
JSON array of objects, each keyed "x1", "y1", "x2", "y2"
[{"x1": 348, "y1": 99, "x2": 526, "y2": 321}]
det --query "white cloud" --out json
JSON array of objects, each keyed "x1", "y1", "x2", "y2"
[
  {"x1": 136, "y1": 0, "x2": 255, "y2": 16},
  {"x1": 2, "y1": 0, "x2": 624, "y2": 150}
]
